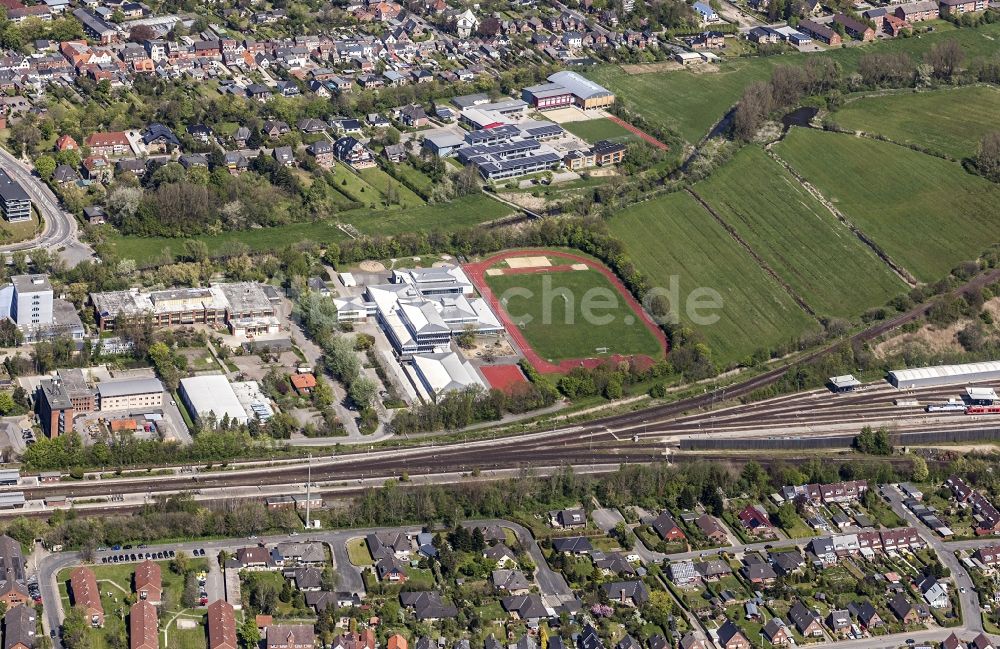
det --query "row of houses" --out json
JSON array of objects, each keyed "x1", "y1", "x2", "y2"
[{"x1": 947, "y1": 475, "x2": 1000, "y2": 535}]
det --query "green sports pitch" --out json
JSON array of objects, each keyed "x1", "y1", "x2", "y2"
[{"x1": 484, "y1": 268, "x2": 663, "y2": 363}]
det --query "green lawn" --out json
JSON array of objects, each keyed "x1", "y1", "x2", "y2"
[
  {"x1": 775, "y1": 128, "x2": 1000, "y2": 282},
  {"x1": 358, "y1": 166, "x2": 425, "y2": 208},
  {"x1": 562, "y1": 118, "x2": 639, "y2": 144},
  {"x1": 107, "y1": 194, "x2": 513, "y2": 265},
  {"x1": 484, "y1": 268, "x2": 664, "y2": 363},
  {"x1": 831, "y1": 86, "x2": 1000, "y2": 160},
  {"x1": 346, "y1": 537, "x2": 373, "y2": 566},
  {"x1": 609, "y1": 190, "x2": 818, "y2": 364},
  {"x1": 393, "y1": 163, "x2": 435, "y2": 195},
  {"x1": 586, "y1": 21, "x2": 1000, "y2": 145},
  {"x1": 695, "y1": 145, "x2": 905, "y2": 318}
]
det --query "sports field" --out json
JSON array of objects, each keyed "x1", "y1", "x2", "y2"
[
  {"x1": 609, "y1": 191, "x2": 818, "y2": 363},
  {"x1": 695, "y1": 146, "x2": 905, "y2": 318},
  {"x1": 830, "y1": 86, "x2": 1000, "y2": 160},
  {"x1": 586, "y1": 21, "x2": 1000, "y2": 145},
  {"x1": 485, "y1": 268, "x2": 663, "y2": 363},
  {"x1": 562, "y1": 118, "x2": 639, "y2": 144},
  {"x1": 775, "y1": 128, "x2": 1000, "y2": 282}
]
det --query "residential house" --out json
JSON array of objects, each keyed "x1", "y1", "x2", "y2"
[
  {"x1": 797, "y1": 19, "x2": 842, "y2": 45},
  {"x1": 501, "y1": 594, "x2": 548, "y2": 622},
  {"x1": 334, "y1": 136, "x2": 375, "y2": 169},
  {"x1": 308, "y1": 140, "x2": 335, "y2": 169},
  {"x1": 84, "y1": 131, "x2": 130, "y2": 156},
  {"x1": 70, "y1": 567, "x2": 104, "y2": 627},
  {"x1": 266, "y1": 625, "x2": 315, "y2": 649},
  {"x1": 737, "y1": 505, "x2": 775, "y2": 538},
  {"x1": 668, "y1": 561, "x2": 698, "y2": 587},
  {"x1": 207, "y1": 600, "x2": 238, "y2": 649},
  {"x1": 491, "y1": 569, "x2": 530, "y2": 595},
  {"x1": 940, "y1": 0, "x2": 985, "y2": 14},
  {"x1": 601, "y1": 580, "x2": 649, "y2": 607},
  {"x1": 552, "y1": 508, "x2": 587, "y2": 529},
  {"x1": 696, "y1": 515, "x2": 728, "y2": 544},
  {"x1": 889, "y1": 593, "x2": 925, "y2": 624},
  {"x1": 716, "y1": 621, "x2": 750, "y2": 649},
  {"x1": 273, "y1": 145, "x2": 295, "y2": 166},
  {"x1": 853, "y1": 601, "x2": 884, "y2": 630},
  {"x1": 788, "y1": 601, "x2": 824, "y2": 637},
  {"x1": 651, "y1": 512, "x2": 685, "y2": 542},
  {"x1": 483, "y1": 544, "x2": 517, "y2": 568},
  {"x1": 833, "y1": 13, "x2": 875, "y2": 41},
  {"x1": 826, "y1": 609, "x2": 851, "y2": 637},
  {"x1": 134, "y1": 560, "x2": 162, "y2": 604},
  {"x1": 399, "y1": 591, "x2": 459, "y2": 620},
  {"x1": 263, "y1": 120, "x2": 291, "y2": 138},
  {"x1": 383, "y1": 143, "x2": 407, "y2": 163},
  {"x1": 763, "y1": 618, "x2": 791, "y2": 647},
  {"x1": 142, "y1": 123, "x2": 179, "y2": 153},
  {"x1": 919, "y1": 575, "x2": 950, "y2": 609},
  {"x1": 129, "y1": 600, "x2": 158, "y2": 649},
  {"x1": 551, "y1": 537, "x2": 593, "y2": 555},
  {"x1": 3, "y1": 604, "x2": 35, "y2": 649},
  {"x1": 375, "y1": 556, "x2": 407, "y2": 582}
]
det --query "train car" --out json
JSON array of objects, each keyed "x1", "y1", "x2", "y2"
[
  {"x1": 966, "y1": 405, "x2": 1000, "y2": 415},
  {"x1": 926, "y1": 403, "x2": 966, "y2": 412}
]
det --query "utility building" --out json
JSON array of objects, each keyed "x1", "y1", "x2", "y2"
[{"x1": 888, "y1": 361, "x2": 1000, "y2": 389}]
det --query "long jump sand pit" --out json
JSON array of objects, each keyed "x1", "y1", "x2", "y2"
[{"x1": 505, "y1": 255, "x2": 551, "y2": 269}]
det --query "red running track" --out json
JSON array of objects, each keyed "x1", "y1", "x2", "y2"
[
  {"x1": 606, "y1": 115, "x2": 669, "y2": 151},
  {"x1": 464, "y1": 249, "x2": 669, "y2": 374}
]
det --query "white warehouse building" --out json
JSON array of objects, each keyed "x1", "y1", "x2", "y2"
[
  {"x1": 179, "y1": 374, "x2": 249, "y2": 425},
  {"x1": 888, "y1": 361, "x2": 1000, "y2": 389}
]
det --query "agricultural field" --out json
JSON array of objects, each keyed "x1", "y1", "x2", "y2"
[
  {"x1": 107, "y1": 193, "x2": 514, "y2": 264},
  {"x1": 695, "y1": 145, "x2": 905, "y2": 318},
  {"x1": 775, "y1": 128, "x2": 1000, "y2": 282},
  {"x1": 609, "y1": 191, "x2": 818, "y2": 363},
  {"x1": 830, "y1": 86, "x2": 1000, "y2": 160},
  {"x1": 484, "y1": 268, "x2": 664, "y2": 363},
  {"x1": 562, "y1": 118, "x2": 639, "y2": 144},
  {"x1": 586, "y1": 21, "x2": 1000, "y2": 145}
]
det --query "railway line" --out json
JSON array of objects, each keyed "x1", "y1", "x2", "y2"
[{"x1": 3, "y1": 266, "x2": 998, "y2": 516}]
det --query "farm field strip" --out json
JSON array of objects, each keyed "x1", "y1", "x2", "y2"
[
  {"x1": 830, "y1": 85, "x2": 1000, "y2": 160},
  {"x1": 774, "y1": 128, "x2": 1000, "y2": 283},
  {"x1": 694, "y1": 145, "x2": 906, "y2": 318},
  {"x1": 608, "y1": 190, "x2": 819, "y2": 363}
]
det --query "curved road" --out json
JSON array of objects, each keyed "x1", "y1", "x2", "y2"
[{"x1": 0, "y1": 147, "x2": 93, "y2": 263}]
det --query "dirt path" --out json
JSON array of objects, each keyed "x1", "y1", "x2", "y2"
[{"x1": 763, "y1": 143, "x2": 918, "y2": 287}]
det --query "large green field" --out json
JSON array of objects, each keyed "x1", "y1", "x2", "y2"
[
  {"x1": 484, "y1": 268, "x2": 663, "y2": 362},
  {"x1": 830, "y1": 86, "x2": 1000, "y2": 160},
  {"x1": 562, "y1": 118, "x2": 639, "y2": 144},
  {"x1": 608, "y1": 191, "x2": 818, "y2": 363},
  {"x1": 107, "y1": 194, "x2": 514, "y2": 264},
  {"x1": 695, "y1": 146, "x2": 906, "y2": 318},
  {"x1": 774, "y1": 128, "x2": 1000, "y2": 282},
  {"x1": 586, "y1": 21, "x2": 1000, "y2": 145}
]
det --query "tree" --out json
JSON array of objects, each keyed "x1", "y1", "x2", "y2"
[
  {"x1": 854, "y1": 425, "x2": 893, "y2": 455},
  {"x1": 976, "y1": 132, "x2": 1000, "y2": 182},
  {"x1": 34, "y1": 155, "x2": 56, "y2": 180},
  {"x1": 61, "y1": 607, "x2": 92, "y2": 649},
  {"x1": 0, "y1": 392, "x2": 15, "y2": 415},
  {"x1": 128, "y1": 24, "x2": 155, "y2": 42},
  {"x1": 238, "y1": 613, "x2": 261, "y2": 649},
  {"x1": 925, "y1": 39, "x2": 964, "y2": 80},
  {"x1": 912, "y1": 455, "x2": 929, "y2": 482},
  {"x1": 732, "y1": 80, "x2": 773, "y2": 142},
  {"x1": 348, "y1": 377, "x2": 378, "y2": 409}
]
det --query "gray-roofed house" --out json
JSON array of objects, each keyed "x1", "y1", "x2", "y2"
[
  {"x1": 501, "y1": 594, "x2": 547, "y2": 622},
  {"x1": 551, "y1": 537, "x2": 592, "y2": 555},
  {"x1": 789, "y1": 601, "x2": 824, "y2": 637},
  {"x1": 601, "y1": 580, "x2": 649, "y2": 607},
  {"x1": 491, "y1": 569, "x2": 530, "y2": 595},
  {"x1": 399, "y1": 591, "x2": 459, "y2": 620},
  {"x1": 273, "y1": 145, "x2": 295, "y2": 166}
]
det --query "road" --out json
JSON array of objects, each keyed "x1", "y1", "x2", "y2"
[
  {"x1": 882, "y1": 484, "x2": 984, "y2": 635},
  {"x1": 38, "y1": 518, "x2": 577, "y2": 648},
  {"x1": 0, "y1": 146, "x2": 93, "y2": 264}
]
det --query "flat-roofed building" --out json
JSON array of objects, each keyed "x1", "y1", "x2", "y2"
[
  {"x1": 37, "y1": 377, "x2": 74, "y2": 438},
  {"x1": 546, "y1": 71, "x2": 615, "y2": 109},
  {"x1": 0, "y1": 170, "x2": 31, "y2": 223},
  {"x1": 91, "y1": 282, "x2": 275, "y2": 331},
  {"x1": 179, "y1": 375, "x2": 249, "y2": 425},
  {"x1": 97, "y1": 377, "x2": 164, "y2": 411}
]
